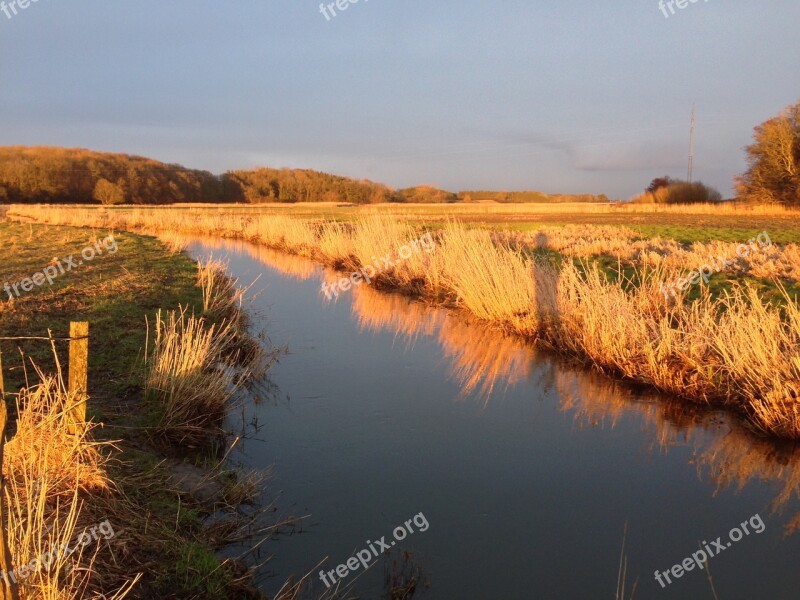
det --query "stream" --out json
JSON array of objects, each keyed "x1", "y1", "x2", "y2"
[{"x1": 188, "y1": 237, "x2": 800, "y2": 600}]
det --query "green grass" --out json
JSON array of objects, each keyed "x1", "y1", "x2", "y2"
[
  {"x1": 0, "y1": 220, "x2": 252, "y2": 598},
  {"x1": 0, "y1": 221, "x2": 202, "y2": 395},
  {"x1": 159, "y1": 541, "x2": 233, "y2": 597},
  {"x1": 485, "y1": 221, "x2": 800, "y2": 244}
]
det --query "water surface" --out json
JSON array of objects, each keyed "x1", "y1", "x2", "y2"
[{"x1": 189, "y1": 238, "x2": 800, "y2": 600}]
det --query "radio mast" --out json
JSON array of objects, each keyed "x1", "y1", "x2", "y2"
[{"x1": 688, "y1": 103, "x2": 696, "y2": 183}]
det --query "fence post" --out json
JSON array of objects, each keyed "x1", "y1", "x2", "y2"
[
  {"x1": 0, "y1": 400, "x2": 19, "y2": 600},
  {"x1": 68, "y1": 322, "x2": 89, "y2": 427}
]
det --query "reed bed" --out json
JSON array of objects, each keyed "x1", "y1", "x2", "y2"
[
  {"x1": 15, "y1": 205, "x2": 800, "y2": 281},
  {"x1": 197, "y1": 256, "x2": 249, "y2": 326},
  {"x1": 436, "y1": 225, "x2": 539, "y2": 332},
  {"x1": 9, "y1": 204, "x2": 800, "y2": 439}
]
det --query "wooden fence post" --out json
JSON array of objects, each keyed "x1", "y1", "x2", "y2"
[
  {"x1": 0, "y1": 393, "x2": 19, "y2": 599},
  {"x1": 68, "y1": 322, "x2": 89, "y2": 427}
]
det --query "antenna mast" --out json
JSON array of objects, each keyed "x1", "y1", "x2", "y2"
[{"x1": 688, "y1": 103, "x2": 696, "y2": 183}]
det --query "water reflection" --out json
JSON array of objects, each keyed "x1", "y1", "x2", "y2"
[
  {"x1": 190, "y1": 235, "x2": 800, "y2": 536},
  {"x1": 174, "y1": 234, "x2": 318, "y2": 281}
]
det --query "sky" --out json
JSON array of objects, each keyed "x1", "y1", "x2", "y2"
[{"x1": 1, "y1": 0, "x2": 798, "y2": 199}]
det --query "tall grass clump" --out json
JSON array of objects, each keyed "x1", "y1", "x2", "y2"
[
  {"x1": 3, "y1": 365, "x2": 137, "y2": 599},
  {"x1": 197, "y1": 256, "x2": 274, "y2": 381},
  {"x1": 243, "y1": 214, "x2": 318, "y2": 255},
  {"x1": 316, "y1": 220, "x2": 354, "y2": 266},
  {"x1": 547, "y1": 262, "x2": 800, "y2": 436},
  {"x1": 710, "y1": 285, "x2": 800, "y2": 437},
  {"x1": 145, "y1": 309, "x2": 241, "y2": 447},
  {"x1": 147, "y1": 259, "x2": 274, "y2": 447},
  {"x1": 437, "y1": 224, "x2": 540, "y2": 335},
  {"x1": 197, "y1": 256, "x2": 247, "y2": 324}
]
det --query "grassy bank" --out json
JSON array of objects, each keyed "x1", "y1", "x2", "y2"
[
  {"x1": 8, "y1": 205, "x2": 800, "y2": 441},
  {"x1": 0, "y1": 220, "x2": 279, "y2": 598}
]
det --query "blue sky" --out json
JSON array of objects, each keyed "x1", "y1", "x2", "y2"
[{"x1": 1, "y1": 0, "x2": 798, "y2": 198}]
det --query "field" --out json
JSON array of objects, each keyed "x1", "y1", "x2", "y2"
[
  {"x1": 91, "y1": 200, "x2": 800, "y2": 242},
  {"x1": 7, "y1": 202, "x2": 800, "y2": 443}
]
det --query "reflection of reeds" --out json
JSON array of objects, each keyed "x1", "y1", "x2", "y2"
[
  {"x1": 159, "y1": 234, "x2": 320, "y2": 281},
  {"x1": 555, "y1": 369, "x2": 800, "y2": 536},
  {"x1": 235, "y1": 230, "x2": 800, "y2": 539},
  {"x1": 348, "y1": 283, "x2": 534, "y2": 404},
  {"x1": 556, "y1": 367, "x2": 719, "y2": 452},
  {"x1": 384, "y1": 550, "x2": 428, "y2": 600},
  {"x1": 350, "y1": 284, "x2": 442, "y2": 344},
  {"x1": 695, "y1": 432, "x2": 800, "y2": 533},
  {"x1": 438, "y1": 317, "x2": 535, "y2": 404}
]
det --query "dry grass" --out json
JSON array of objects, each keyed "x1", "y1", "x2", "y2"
[
  {"x1": 145, "y1": 258, "x2": 276, "y2": 448},
  {"x1": 436, "y1": 224, "x2": 538, "y2": 332},
  {"x1": 3, "y1": 362, "x2": 138, "y2": 599},
  {"x1": 145, "y1": 309, "x2": 241, "y2": 447},
  {"x1": 197, "y1": 256, "x2": 249, "y2": 327},
  {"x1": 96, "y1": 200, "x2": 800, "y2": 216},
  {"x1": 16, "y1": 205, "x2": 800, "y2": 282},
  {"x1": 155, "y1": 231, "x2": 189, "y2": 254},
  {"x1": 10, "y1": 204, "x2": 800, "y2": 439},
  {"x1": 502, "y1": 225, "x2": 800, "y2": 282}
]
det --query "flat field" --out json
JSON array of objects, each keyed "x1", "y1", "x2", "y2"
[{"x1": 93, "y1": 201, "x2": 800, "y2": 244}]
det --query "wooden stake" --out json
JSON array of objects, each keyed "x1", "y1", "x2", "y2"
[
  {"x1": 68, "y1": 322, "x2": 89, "y2": 426},
  {"x1": 0, "y1": 401, "x2": 19, "y2": 600}
]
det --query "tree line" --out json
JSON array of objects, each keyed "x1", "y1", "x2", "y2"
[
  {"x1": 0, "y1": 147, "x2": 397, "y2": 205},
  {"x1": 0, "y1": 147, "x2": 236, "y2": 204},
  {"x1": 0, "y1": 147, "x2": 609, "y2": 205},
  {"x1": 4, "y1": 98, "x2": 798, "y2": 207}
]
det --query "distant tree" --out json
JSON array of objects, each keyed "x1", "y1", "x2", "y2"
[
  {"x1": 397, "y1": 186, "x2": 457, "y2": 203},
  {"x1": 368, "y1": 187, "x2": 393, "y2": 203},
  {"x1": 647, "y1": 176, "x2": 672, "y2": 194},
  {"x1": 736, "y1": 99, "x2": 800, "y2": 206},
  {"x1": 93, "y1": 178, "x2": 126, "y2": 204}
]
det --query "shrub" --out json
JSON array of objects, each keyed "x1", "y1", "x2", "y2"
[{"x1": 632, "y1": 179, "x2": 722, "y2": 204}]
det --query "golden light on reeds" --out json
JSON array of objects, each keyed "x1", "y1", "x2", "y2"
[{"x1": 9, "y1": 205, "x2": 800, "y2": 441}]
